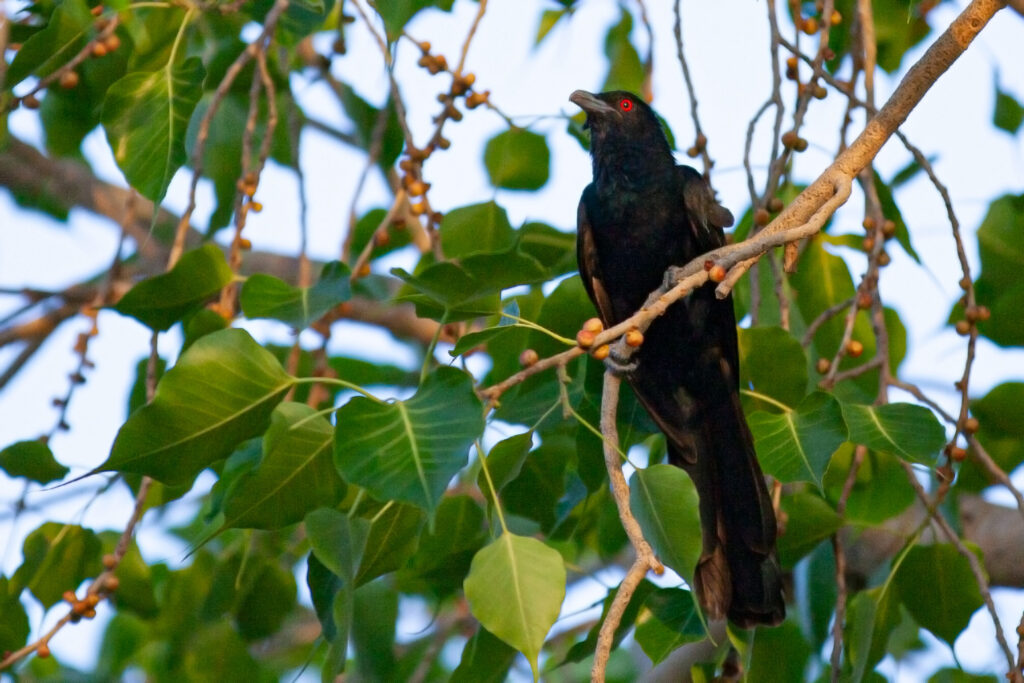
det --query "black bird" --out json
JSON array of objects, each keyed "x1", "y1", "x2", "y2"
[{"x1": 570, "y1": 89, "x2": 784, "y2": 627}]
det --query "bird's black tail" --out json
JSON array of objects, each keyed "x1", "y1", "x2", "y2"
[{"x1": 670, "y1": 356, "x2": 785, "y2": 628}]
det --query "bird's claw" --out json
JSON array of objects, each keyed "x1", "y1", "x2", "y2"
[
  {"x1": 662, "y1": 266, "x2": 684, "y2": 292},
  {"x1": 603, "y1": 344, "x2": 639, "y2": 376}
]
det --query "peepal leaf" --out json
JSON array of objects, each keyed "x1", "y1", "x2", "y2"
[
  {"x1": 333, "y1": 367, "x2": 483, "y2": 515},
  {"x1": 221, "y1": 402, "x2": 344, "y2": 529},
  {"x1": 5, "y1": 0, "x2": 92, "y2": 86},
  {"x1": 13, "y1": 523, "x2": 101, "y2": 609},
  {"x1": 240, "y1": 261, "x2": 352, "y2": 329},
  {"x1": 98, "y1": 329, "x2": 294, "y2": 485},
  {"x1": 629, "y1": 464, "x2": 701, "y2": 584},
  {"x1": 0, "y1": 440, "x2": 68, "y2": 484},
  {"x1": 894, "y1": 544, "x2": 983, "y2": 647},
  {"x1": 841, "y1": 402, "x2": 945, "y2": 462},
  {"x1": 113, "y1": 243, "x2": 233, "y2": 331},
  {"x1": 484, "y1": 129, "x2": 551, "y2": 191},
  {"x1": 463, "y1": 533, "x2": 565, "y2": 681},
  {"x1": 102, "y1": 57, "x2": 206, "y2": 202},
  {"x1": 748, "y1": 392, "x2": 847, "y2": 487}
]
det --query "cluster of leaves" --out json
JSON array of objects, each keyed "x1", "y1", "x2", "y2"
[{"x1": 2, "y1": 0, "x2": 1023, "y2": 681}]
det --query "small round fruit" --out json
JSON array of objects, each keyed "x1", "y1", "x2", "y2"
[
  {"x1": 816, "y1": 358, "x2": 831, "y2": 374},
  {"x1": 781, "y1": 130, "x2": 799, "y2": 148},
  {"x1": 877, "y1": 251, "x2": 890, "y2": 266},
  {"x1": 793, "y1": 137, "x2": 809, "y2": 152},
  {"x1": 59, "y1": 70, "x2": 80, "y2": 89},
  {"x1": 576, "y1": 329, "x2": 596, "y2": 348},
  {"x1": 802, "y1": 16, "x2": 819, "y2": 34},
  {"x1": 949, "y1": 446, "x2": 967, "y2": 462},
  {"x1": 37, "y1": 643, "x2": 51, "y2": 658},
  {"x1": 102, "y1": 553, "x2": 117, "y2": 569},
  {"x1": 583, "y1": 317, "x2": 604, "y2": 334},
  {"x1": 846, "y1": 339, "x2": 864, "y2": 357},
  {"x1": 92, "y1": 42, "x2": 108, "y2": 58},
  {"x1": 754, "y1": 208, "x2": 771, "y2": 227},
  {"x1": 862, "y1": 217, "x2": 876, "y2": 231},
  {"x1": 955, "y1": 320, "x2": 971, "y2": 336},
  {"x1": 963, "y1": 417, "x2": 979, "y2": 434},
  {"x1": 592, "y1": 344, "x2": 610, "y2": 360},
  {"x1": 519, "y1": 349, "x2": 539, "y2": 367},
  {"x1": 709, "y1": 264, "x2": 727, "y2": 283},
  {"x1": 768, "y1": 197, "x2": 784, "y2": 212},
  {"x1": 882, "y1": 219, "x2": 897, "y2": 238},
  {"x1": 625, "y1": 329, "x2": 644, "y2": 347}
]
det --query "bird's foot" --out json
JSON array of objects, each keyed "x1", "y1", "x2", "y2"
[
  {"x1": 603, "y1": 344, "x2": 638, "y2": 376},
  {"x1": 662, "y1": 266, "x2": 685, "y2": 293}
]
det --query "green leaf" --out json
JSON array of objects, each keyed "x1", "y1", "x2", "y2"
[
  {"x1": 113, "y1": 243, "x2": 233, "y2": 331},
  {"x1": 354, "y1": 503, "x2": 424, "y2": 586},
  {"x1": 307, "y1": 507, "x2": 361, "y2": 574},
  {"x1": 398, "y1": 494, "x2": 486, "y2": 596},
  {"x1": 518, "y1": 221, "x2": 577, "y2": 275},
  {"x1": 824, "y1": 445, "x2": 914, "y2": 524},
  {"x1": 463, "y1": 533, "x2": 566, "y2": 681},
  {"x1": 929, "y1": 669, "x2": 999, "y2": 683},
  {"x1": 894, "y1": 544, "x2": 983, "y2": 647},
  {"x1": 737, "y1": 326, "x2": 808, "y2": 410},
  {"x1": 994, "y1": 81, "x2": 1024, "y2": 134},
  {"x1": 351, "y1": 580, "x2": 398, "y2": 681},
  {"x1": 874, "y1": 171, "x2": 920, "y2": 263},
  {"x1": 961, "y1": 382, "x2": 1024, "y2": 491},
  {"x1": 484, "y1": 128, "x2": 551, "y2": 191},
  {"x1": 12, "y1": 523, "x2": 101, "y2": 609},
  {"x1": 5, "y1": 0, "x2": 93, "y2": 86},
  {"x1": 334, "y1": 367, "x2": 483, "y2": 515},
  {"x1": 0, "y1": 440, "x2": 68, "y2": 484},
  {"x1": 221, "y1": 402, "x2": 345, "y2": 529},
  {"x1": 747, "y1": 619, "x2": 812, "y2": 683},
  {"x1": 240, "y1": 261, "x2": 352, "y2": 329},
  {"x1": 748, "y1": 392, "x2": 847, "y2": 487},
  {"x1": 374, "y1": 0, "x2": 455, "y2": 41},
  {"x1": 101, "y1": 57, "x2": 206, "y2": 202},
  {"x1": 629, "y1": 464, "x2": 701, "y2": 584},
  {"x1": 98, "y1": 328, "x2": 294, "y2": 484},
  {"x1": 440, "y1": 201, "x2": 516, "y2": 259},
  {"x1": 392, "y1": 262, "x2": 501, "y2": 322},
  {"x1": 634, "y1": 588, "x2": 704, "y2": 665},
  {"x1": 233, "y1": 561, "x2": 297, "y2": 640},
  {"x1": 961, "y1": 194, "x2": 1024, "y2": 347},
  {"x1": 477, "y1": 432, "x2": 533, "y2": 502},
  {"x1": 0, "y1": 576, "x2": 30, "y2": 655},
  {"x1": 846, "y1": 585, "x2": 902, "y2": 680},
  {"x1": 451, "y1": 626, "x2": 518, "y2": 683},
  {"x1": 841, "y1": 402, "x2": 945, "y2": 463},
  {"x1": 776, "y1": 491, "x2": 841, "y2": 567},
  {"x1": 602, "y1": 8, "x2": 643, "y2": 93},
  {"x1": 40, "y1": 32, "x2": 129, "y2": 158},
  {"x1": 535, "y1": 8, "x2": 566, "y2": 44}
]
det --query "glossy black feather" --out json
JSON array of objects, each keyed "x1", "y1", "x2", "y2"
[{"x1": 571, "y1": 89, "x2": 784, "y2": 627}]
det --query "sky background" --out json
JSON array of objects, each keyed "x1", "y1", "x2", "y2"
[{"x1": 2, "y1": 0, "x2": 1024, "y2": 678}]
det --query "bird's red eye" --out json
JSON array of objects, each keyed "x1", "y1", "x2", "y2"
[{"x1": 620, "y1": 99, "x2": 633, "y2": 112}]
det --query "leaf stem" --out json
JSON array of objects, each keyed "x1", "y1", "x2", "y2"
[
  {"x1": 294, "y1": 376, "x2": 386, "y2": 404},
  {"x1": 476, "y1": 440, "x2": 509, "y2": 535}
]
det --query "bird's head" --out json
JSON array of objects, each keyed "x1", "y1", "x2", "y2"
[{"x1": 569, "y1": 90, "x2": 674, "y2": 174}]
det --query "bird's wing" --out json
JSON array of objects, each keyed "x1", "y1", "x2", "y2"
[
  {"x1": 576, "y1": 186, "x2": 616, "y2": 326},
  {"x1": 676, "y1": 166, "x2": 734, "y2": 252}
]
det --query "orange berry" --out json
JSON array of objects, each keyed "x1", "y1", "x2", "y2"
[
  {"x1": 955, "y1": 320, "x2": 972, "y2": 336},
  {"x1": 709, "y1": 265, "x2": 727, "y2": 283},
  {"x1": 92, "y1": 42, "x2": 108, "y2": 58},
  {"x1": 963, "y1": 417, "x2": 979, "y2": 434},
  {"x1": 625, "y1": 329, "x2": 644, "y2": 347},
  {"x1": 576, "y1": 329, "x2": 596, "y2": 348},
  {"x1": 37, "y1": 643, "x2": 51, "y2": 658},
  {"x1": 583, "y1": 317, "x2": 604, "y2": 334},
  {"x1": 519, "y1": 349, "x2": 539, "y2": 367},
  {"x1": 592, "y1": 344, "x2": 610, "y2": 360},
  {"x1": 816, "y1": 358, "x2": 831, "y2": 374},
  {"x1": 59, "y1": 71, "x2": 80, "y2": 89},
  {"x1": 846, "y1": 339, "x2": 864, "y2": 357}
]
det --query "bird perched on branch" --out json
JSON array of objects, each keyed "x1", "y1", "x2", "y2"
[{"x1": 570, "y1": 89, "x2": 784, "y2": 627}]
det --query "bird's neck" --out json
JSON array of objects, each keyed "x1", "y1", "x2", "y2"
[{"x1": 590, "y1": 135, "x2": 674, "y2": 190}]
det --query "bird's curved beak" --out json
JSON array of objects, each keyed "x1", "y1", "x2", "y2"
[{"x1": 570, "y1": 90, "x2": 615, "y2": 116}]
